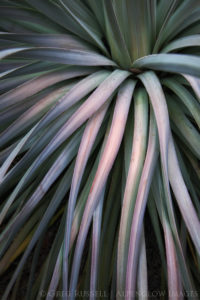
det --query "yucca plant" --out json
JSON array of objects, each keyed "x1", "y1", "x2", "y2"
[{"x1": 0, "y1": 0, "x2": 200, "y2": 299}]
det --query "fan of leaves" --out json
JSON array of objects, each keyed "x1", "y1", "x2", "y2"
[{"x1": 0, "y1": 0, "x2": 200, "y2": 299}]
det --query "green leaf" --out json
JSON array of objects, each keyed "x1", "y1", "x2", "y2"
[
  {"x1": 7, "y1": 47, "x2": 116, "y2": 66},
  {"x1": 0, "y1": 32, "x2": 96, "y2": 51},
  {"x1": 90, "y1": 196, "x2": 104, "y2": 300},
  {"x1": 147, "y1": 0, "x2": 157, "y2": 46},
  {"x1": 0, "y1": 104, "x2": 80, "y2": 195},
  {"x1": 58, "y1": 0, "x2": 108, "y2": 55},
  {"x1": 133, "y1": 54, "x2": 200, "y2": 77},
  {"x1": 0, "y1": 5, "x2": 64, "y2": 33},
  {"x1": 167, "y1": 96, "x2": 200, "y2": 159},
  {"x1": 21, "y1": 70, "x2": 129, "y2": 182},
  {"x1": 69, "y1": 79, "x2": 134, "y2": 298},
  {"x1": 0, "y1": 47, "x2": 27, "y2": 60},
  {"x1": 117, "y1": 87, "x2": 148, "y2": 293},
  {"x1": 0, "y1": 86, "x2": 72, "y2": 146},
  {"x1": 0, "y1": 126, "x2": 35, "y2": 184},
  {"x1": 151, "y1": 165, "x2": 194, "y2": 296},
  {"x1": 161, "y1": 35, "x2": 200, "y2": 53},
  {"x1": 154, "y1": 0, "x2": 180, "y2": 53},
  {"x1": 137, "y1": 229, "x2": 148, "y2": 300},
  {"x1": 139, "y1": 71, "x2": 195, "y2": 292},
  {"x1": 126, "y1": 0, "x2": 150, "y2": 60},
  {"x1": 26, "y1": 0, "x2": 91, "y2": 36},
  {"x1": 168, "y1": 136, "x2": 200, "y2": 254},
  {"x1": 86, "y1": 0, "x2": 105, "y2": 31},
  {"x1": 62, "y1": 102, "x2": 109, "y2": 293},
  {"x1": 183, "y1": 74, "x2": 200, "y2": 102},
  {"x1": 103, "y1": 0, "x2": 131, "y2": 67},
  {"x1": 0, "y1": 67, "x2": 94, "y2": 112},
  {"x1": 163, "y1": 217, "x2": 182, "y2": 298},
  {"x1": 98, "y1": 154, "x2": 122, "y2": 294},
  {"x1": 125, "y1": 108, "x2": 159, "y2": 299},
  {"x1": 47, "y1": 248, "x2": 62, "y2": 299},
  {"x1": 1, "y1": 163, "x2": 73, "y2": 299},
  {"x1": 155, "y1": 0, "x2": 200, "y2": 51},
  {"x1": 0, "y1": 130, "x2": 82, "y2": 254},
  {"x1": 32, "y1": 70, "x2": 111, "y2": 138},
  {"x1": 156, "y1": 0, "x2": 179, "y2": 31},
  {"x1": 147, "y1": 194, "x2": 166, "y2": 264},
  {"x1": 162, "y1": 78, "x2": 200, "y2": 128}
]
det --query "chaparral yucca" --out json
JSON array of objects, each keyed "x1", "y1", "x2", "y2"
[{"x1": 0, "y1": 0, "x2": 200, "y2": 299}]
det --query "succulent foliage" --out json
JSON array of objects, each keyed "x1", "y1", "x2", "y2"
[{"x1": 0, "y1": 0, "x2": 200, "y2": 299}]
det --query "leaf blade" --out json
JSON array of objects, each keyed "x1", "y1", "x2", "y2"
[{"x1": 133, "y1": 54, "x2": 200, "y2": 77}]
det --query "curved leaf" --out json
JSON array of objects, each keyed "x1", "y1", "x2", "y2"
[
  {"x1": 133, "y1": 54, "x2": 200, "y2": 77},
  {"x1": 69, "y1": 79, "x2": 135, "y2": 299},
  {"x1": 6, "y1": 47, "x2": 116, "y2": 66},
  {"x1": 117, "y1": 87, "x2": 148, "y2": 293},
  {"x1": 125, "y1": 109, "x2": 159, "y2": 299},
  {"x1": 162, "y1": 35, "x2": 200, "y2": 53}
]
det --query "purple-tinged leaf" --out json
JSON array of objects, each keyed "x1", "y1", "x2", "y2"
[
  {"x1": 0, "y1": 86, "x2": 73, "y2": 147},
  {"x1": 0, "y1": 125, "x2": 36, "y2": 184},
  {"x1": 62, "y1": 102, "x2": 109, "y2": 294},
  {"x1": 17, "y1": 70, "x2": 129, "y2": 188},
  {"x1": 1, "y1": 163, "x2": 74, "y2": 299},
  {"x1": 139, "y1": 71, "x2": 195, "y2": 292},
  {"x1": 69, "y1": 79, "x2": 135, "y2": 299},
  {"x1": 117, "y1": 87, "x2": 148, "y2": 294},
  {"x1": 7, "y1": 47, "x2": 116, "y2": 66},
  {"x1": 0, "y1": 103, "x2": 80, "y2": 196},
  {"x1": 163, "y1": 219, "x2": 182, "y2": 300},
  {"x1": 0, "y1": 129, "x2": 82, "y2": 241},
  {"x1": 0, "y1": 47, "x2": 27, "y2": 60},
  {"x1": 137, "y1": 229, "x2": 148, "y2": 300},
  {"x1": 47, "y1": 249, "x2": 62, "y2": 300},
  {"x1": 125, "y1": 109, "x2": 159, "y2": 300},
  {"x1": 34, "y1": 70, "x2": 111, "y2": 137},
  {"x1": 90, "y1": 194, "x2": 104, "y2": 300},
  {"x1": 0, "y1": 33, "x2": 95, "y2": 51},
  {"x1": 69, "y1": 157, "x2": 100, "y2": 253},
  {"x1": 0, "y1": 67, "x2": 94, "y2": 111},
  {"x1": 183, "y1": 74, "x2": 200, "y2": 102},
  {"x1": 168, "y1": 135, "x2": 200, "y2": 254}
]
